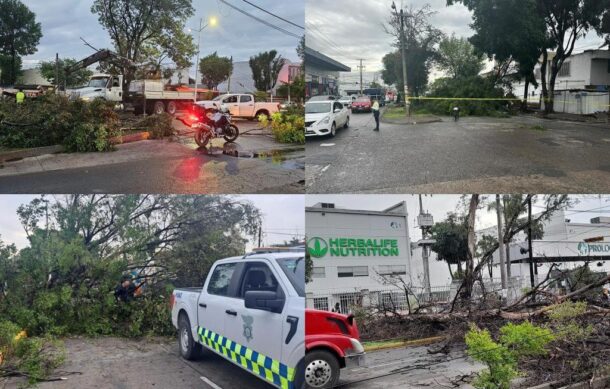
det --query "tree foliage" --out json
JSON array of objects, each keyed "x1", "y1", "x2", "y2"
[
  {"x1": 249, "y1": 50, "x2": 286, "y2": 92},
  {"x1": 0, "y1": 0, "x2": 42, "y2": 84},
  {"x1": 39, "y1": 58, "x2": 93, "y2": 88},
  {"x1": 91, "y1": 0, "x2": 195, "y2": 92},
  {"x1": 437, "y1": 34, "x2": 484, "y2": 79},
  {"x1": 383, "y1": 5, "x2": 443, "y2": 97},
  {"x1": 430, "y1": 213, "x2": 469, "y2": 278},
  {"x1": 0, "y1": 195, "x2": 261, "y2": 337},
  {"x1": 199, "y1": 52, "x2": 233, "y2": 89}
]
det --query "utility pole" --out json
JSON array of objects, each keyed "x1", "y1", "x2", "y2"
[
  {"x1": 391, "y1": 2, "x2": 410, "y2": 117},
  {"x1": 419, "y1": 195, "x2": 431, "y2": 297},
  {"x1": 258, "y1": 225, "x2": 262, "y2": 248},
  {"x1": 496, "y1": 195, "x2": 507, "y2": 293},
  {"x1": 227, "y1": 56, "x2": 232, "y2": 93},
  {"x1": 55, "y1": 53, "x2": 60, "y2": 94},
  {"x1": 527, "y1": 196, "x2": 535, "y2": 289},
  {"x1": 357, "y1": 59, "x2": 365, "y2": 95}
]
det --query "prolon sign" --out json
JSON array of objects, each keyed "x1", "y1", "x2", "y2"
[
  {"x1": 307, "y1": 237, "x2": 399, "y2": 258},
  {"x1": 578, "y1": 242, "x2": 610, "y2": 256}
]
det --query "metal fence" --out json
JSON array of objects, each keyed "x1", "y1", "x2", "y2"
[{"x1": 306, "y1": 276, "x2": 539, "y2": 314}]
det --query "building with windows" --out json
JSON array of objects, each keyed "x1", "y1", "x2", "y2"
[
  {"x1": 482, "y1": 209, "x2": 610, "y2": 295},
  {"x1": 305, "y1": 47, "x2": 350, "y2": 98},
  {"x1": 512, "y1": 50, "x2": 610, "y2": 114},
  {"x1": 305, "y1": 202, "x2": 452, "y2": 313},
  {"x1": 215, "y1": 60, "x2": 301, "y2": 95}
]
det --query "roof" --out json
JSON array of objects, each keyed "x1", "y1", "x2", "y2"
[
  {"x1": 305, "y1": 47, "x2": 351, "y2": 72},
  {"x1": 306, "y1": 203, "x2": 406, "y2": 217}
]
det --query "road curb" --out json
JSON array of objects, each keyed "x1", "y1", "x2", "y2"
[
  {"x1": 381, "y1": 116, "x2": 443, "y2": 125},
  {"x1": 363, "y1": 335, "x2": 445, "y2": 352},
  {"x1": 111, "y1": 131, "x2": 151, "y2": 144},
  {"x1": 525, "y1": 376, "x2": 610, "y2": 389},
  {"x1": 222, "y1": 145, "x2": 305, "y2": 158},
  {"x1": 0, "y1": 145, "x2": 65, "y2": 163}
]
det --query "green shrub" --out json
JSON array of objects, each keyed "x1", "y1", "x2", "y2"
[
  {"x1": 135, "y1": 113, "x2": 174, "y2": 139},
  {"x1": 0, "y1": 94, "x2": 120, "y2": 152},
  {"x1": 260, "y1": 111, "x2": 304, "y2": 144},
  {"x1": 0, "y1": 320, "x2": 65, "y2": 385},
  {"x1": 466, "y1": 322, "x2": 554, "y2": 389}
]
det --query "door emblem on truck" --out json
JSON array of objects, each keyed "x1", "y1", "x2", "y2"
[{"x1": 242, "y1": 315, "x2": 254, "y2": 342}]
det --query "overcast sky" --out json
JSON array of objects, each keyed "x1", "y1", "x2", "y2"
[
  {"x1": 306, "y1": 0, "x2": 606, "y2": 73},
  {"x1": 21, "y1": 0, "x2": 304, "y2": 75},
  {"x1": 306, "y1": 195, "x2": 610, "y2": 242},
  {"x1": 0, "y1": 195, "x2": 304, "y2": 252}
]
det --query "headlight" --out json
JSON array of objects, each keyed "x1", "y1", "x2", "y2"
[
  {"x1": 81, "y1": 96, "x2": 91, "y2": 101},
  {"x1": 319, "y1": 115, "x2": 330, "y2": 125},
  {"x1": 349, "y1": 338, "x2": 365, "y2": 354}
]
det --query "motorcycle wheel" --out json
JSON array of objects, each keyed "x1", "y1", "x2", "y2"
[
  {"x1": 195, "y1": 129, "x2": 211, "y2": 148},
  {"x1": 223, "y1": 125, "x2": 239, "y2": 143}
]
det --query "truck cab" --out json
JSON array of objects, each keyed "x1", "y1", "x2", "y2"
[
  {"x1": 304, "y1": 309, "x2": 365, "y2": 388},
  {"x1": 171, "y1": 252, "x2": 305, "y2": 389},
  {"x1": 71, "y1": 74, "x2": 123, "y2": 102}
]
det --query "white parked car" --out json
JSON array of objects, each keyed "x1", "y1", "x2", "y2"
[
  {"x1": 305, "y1": 100, "x2": 350, "y2": 138},
  {"x1": 338, "y1": 95, "x2": 356, "y2": 109}
]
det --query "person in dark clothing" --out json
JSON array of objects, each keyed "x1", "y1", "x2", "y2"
[{"x1": 114, "y1": 275, "x2": 136, "y2": 302}]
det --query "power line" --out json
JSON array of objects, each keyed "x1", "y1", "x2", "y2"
[
  {"x1": 240, "y1": 0, "x2": 304, "y2": 30},
  {"x1": 218, "y1": 0, "x2": 301, "y2": 39}
]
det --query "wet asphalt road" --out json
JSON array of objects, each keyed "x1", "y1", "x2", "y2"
[
  {"x1": 338, "y1": 346, "x2": 482, "y2": 388},
  {"x1": 0, "y1": 121, "x2": 304, "y2": 194},
  {"x1": 306, "y1": 111, "x2": 610, "y2": 194}
]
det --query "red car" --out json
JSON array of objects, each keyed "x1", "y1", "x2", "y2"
[
  {"x1": 351, "y1": 96, "x2": 372, "y2": 113},
  {"x1": 303, "y1": 308, "x2": 365, "y2": 388}
]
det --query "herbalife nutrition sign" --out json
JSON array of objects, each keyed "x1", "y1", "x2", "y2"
[{"x1": 307, "y1": 237, "x2": 400, "y2": 258}]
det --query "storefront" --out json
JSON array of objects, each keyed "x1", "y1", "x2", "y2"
[{"x1": 304, "y1": 47, "x2": 350, "y2": 98}]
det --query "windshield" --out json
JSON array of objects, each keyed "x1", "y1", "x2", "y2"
[
  {"x1": 276, "y1": 257, "x2": 304, "y2": 297},
  {"x1": 87, "y1": 78, "x2": 109, "y2": 88},
  {"x1": 212, "y1": 95, "x2": 225, "y2": 101},
  {"x1": 306, "y1": 102, "x2": 331, "y2": 114}
]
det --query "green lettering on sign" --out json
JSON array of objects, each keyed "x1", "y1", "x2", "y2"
[{"x1": 307, "y1": 237, "x2": 401, "y2": 258}]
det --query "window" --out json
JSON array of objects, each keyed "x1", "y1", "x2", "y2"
[
  {"x1": 337, "y1": 266, "x2": 368, "y2": 278},
  {"x1": 240, "y1": 95, "x2": 252, "y2": 103},
  {"x1": 333, "y1": 102, "x2": 343, "y2": 111},
  {"x1": 277, "y1": 257, "x2": 305, "y2": 297},
  {"x1": 238, "y1": 262, "x2": 280, "y2": 298},
  {"x1": 207, "y1": 263, "x2": 237, "y2": 296},
  {"x1": 112, "y1": 77, "x2": 120, "y2": 87},
  {"x1": 378, "y1": 265, "x2": 407, "y2": 276},
  {"x1": 313, "y1": 297, "x2": 329, "y2": 311},
  {"x1": 312, "y1": 267, "x2": 326, "y2": 278},
  {"x1": 557, "y1": 62, "x2": 571, "y2": 78},
  {"x1": 224, "y1": 95, "x2": 238, "y2": 103}
]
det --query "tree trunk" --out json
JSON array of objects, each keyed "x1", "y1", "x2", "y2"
[
  {"x1": 522, "y1": 78, "x2": 530, "y2": 112},
  {"x1": 447, "y1": 262, "x2": 454, "y2": 280},
  {"x1": 540, "y1": 51, "x2": 549, "y2": 115},
  {"x1": 460, "y1": 195, "x2": 480, "y2": 301},
  {"x1": 10, "y1": 47, "x2": 17, "y2": 85},
  {"x1": 546, "y1": 61, "x2": 558, "y2": 114}
]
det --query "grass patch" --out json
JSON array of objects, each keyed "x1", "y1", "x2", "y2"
[{"x1": 530, "y1": 125, "x2": 547, "y2": 131}]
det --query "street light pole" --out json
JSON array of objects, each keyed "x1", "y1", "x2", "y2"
[
  {"x1": 392, "y1": 2, "x2": 410, "y2": 117},
  {"x1": 191, "y1": 16, "x2": 217, "y2": 103}
]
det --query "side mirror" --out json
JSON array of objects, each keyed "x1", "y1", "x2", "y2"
[
  {"x1": 244, "y1": 290, "x2": 284, "y2": 314},
  {"x1": 334, "y1": 108, "x2": 341, "y2": 113}
]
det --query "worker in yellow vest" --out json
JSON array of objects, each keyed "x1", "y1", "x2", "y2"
[{"x1": 16, "y1": 88, "x2": 25, "y2": 104}]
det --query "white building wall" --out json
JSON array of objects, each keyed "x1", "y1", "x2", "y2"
[
  {"x1": 306, "y1": 208, "x2": 412, "y2": 295},
  {"x1": 410, "y1": 247, "x2": 453, "y2": 288}
]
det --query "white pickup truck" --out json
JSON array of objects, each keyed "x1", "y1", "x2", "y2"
[
  {"x1": 196, "y1": 93, "x2": 281, "y2": 120},
  {"x1": 170, "y1": 252, "x2": 305, "y2": 389}
]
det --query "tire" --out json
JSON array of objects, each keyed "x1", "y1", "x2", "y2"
[
  {"x1": 343, "y1": 116, "x2": 349, "y2": 129},
  {"x1": 178, "y1": 314, "x2": 202, "y2": 360},
  {"x1": 153, "y1": 101, "x2": 165, "y2": 115},
  {"x1": 304, "y1": 350, "x2": 340, "y2": 388},
  {"x1": 166, "y1": 101, "x2": 178, "y2": 115},
  {"x1": 255, "y1": 110, "x2": 270, "y2": 121},
  {"x1": 329, "y1": 123, "x2": 336, "y2": 138},
  {"x1": 195, "y1": 128, "x2": 211, "y2": 148},
  {"x1": 223, "y1": 125, "x2": 239, "y2": 143}
]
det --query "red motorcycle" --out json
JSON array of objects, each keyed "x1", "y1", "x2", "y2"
[{"x1": 183, "y1": 104, "x2": 239, "y2": 148}]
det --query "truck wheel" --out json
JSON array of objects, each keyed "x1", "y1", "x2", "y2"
[
  {"x1": 153, "y1": 101, "x2": 165, "y2": 115},
  {"x1": 166, "y1": 101, "x2": 178, "y2": 115},
  {"x1": 304, "y1": 350, "x2": 340, "y2": 388},
  {"x1": 256, "y1": 110, "x2": 270, "y2": 121},
  {"x1": 178, "y1": 314, "x2": 202, "y2": 360}
]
